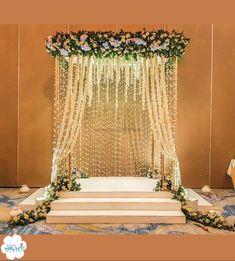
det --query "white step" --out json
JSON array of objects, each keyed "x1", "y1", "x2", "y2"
[
  {"x1": 46, "y1": 210, "x2": 186, "y2": 224},
  {"x1": 51, "y1": 197, "x2": 181, "y2": 211},
  {"x1": 187, "y1": 189, "x2": 213, "y2": 211},
  {"x1": 59, "y1": 191, "x2": 173, "y2": 198},
  {"x1": 78, "y1": 177, "x2": 157, "y2": 192},
  {"x1": 19, "y1": 188, "x2": 45, "y2": 211}
]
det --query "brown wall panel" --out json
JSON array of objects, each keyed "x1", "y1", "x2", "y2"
[
  {"x1": 69, "y1": 24, "x2": 165, "y2": 33},
  {"x1": 211, "y1": 25, "x2": 235, "y2": 188},
  {"x1": 19, "y1": 25, "x2": 67, "y2": 186},
  {"x1": 117, "y1": 24, "x2": 165, "y2": 32},
  {"x1": 0, "y1": 24, "x2": 234, "y2": 188},
  {"x1": 0, "y1": 25, "x2": 18, "y2": 186},
  {"x1": 170, "y1": 25, "x2": 212, "y2": 187}
]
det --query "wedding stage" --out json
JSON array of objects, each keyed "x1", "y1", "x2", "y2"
[
  {"x1": 18, "y1": 177, "x2": 212, "y2": 224},
  {"x1": 6, "y1": 29, "x2": 233, "y2": 232}
]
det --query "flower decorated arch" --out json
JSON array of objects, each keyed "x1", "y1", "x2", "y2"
[
  {"x1": 45, "y1": 29, "x2": 190, "y2": 190},
  {"x1": 8, "y1": 30, "x2": 235, "y2": 232},
  {"x1": 46, "y1": 29, "x2": 189, "y2": 59}
]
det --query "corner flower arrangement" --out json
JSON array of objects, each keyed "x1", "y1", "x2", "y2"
[
  {"x1": 8, "y1": 173, "x2": 81, "y2": 227},
  {"x1": 45, "y1": 29, "x2": 190, "y2": 60},
  {"x1": 181, "y1": 204, "x2": 230, "y2": 230},
  {"x1": 153, "y1": 173, "x2": 173, "y2": 191},
  {"x1": 166, "y1": 185, "x2": 235, "y2": 232},
  {"x1": 154, "y1": 178, "x2": 235, "y2": 232},
  {"x1": 146, "y1": 168, "x2": 160, "y2": 179}
]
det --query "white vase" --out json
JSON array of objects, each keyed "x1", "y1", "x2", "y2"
[
  {"x1": 201, "y1": 185, "x2": 211, "y2": 193},
  {"x1": 19, "y1": 185, "x2": 30, "y2": 193},
  {"x1": 10, "y1": 207, "x2": 23, "y2": 217}
]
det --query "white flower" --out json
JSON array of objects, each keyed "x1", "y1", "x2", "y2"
[
  {"x1": 46, "y1": 41, "x2": 52, "y2": 48},
  {"x1": 102, "y1": 42, "x2": 110, "y2": 49},
  {"x1": 109, "y1": 39, "x2": 121, "y2": 47},
  {"x1": 80, "y1": 34, "x2": 88, "y2": 42},
  {"x1": 150, "y1": 41, "x2": 160, "y2": 52},
  {"x1": 133, "y1": 38, "x2": 146, "y2": 46},
  {"x1": 81, "y1": 44, "x2": 91, "y2": 51},
  {"x1": 59, "y1": 48, "x2": 69, "y2": 56},
  {"x1": 159, "y1": 42, "x2": 169, "y2": 50}
]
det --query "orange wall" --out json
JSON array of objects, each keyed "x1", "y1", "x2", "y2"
[{"x1": 0, "y1": 24, "x2": 234, "y2": 188}]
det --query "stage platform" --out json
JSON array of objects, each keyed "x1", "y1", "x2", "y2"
[{"x1": 18, "y1": 177, "x2": 213, "y2": 224}]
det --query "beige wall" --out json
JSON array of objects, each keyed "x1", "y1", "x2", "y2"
[{"x1": 0, "y1": 24, "x2": 234, "y2": 188}]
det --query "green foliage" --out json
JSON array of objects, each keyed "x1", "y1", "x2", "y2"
[
  {"x1": 172, "y1": 185, "x2": 188, "y2": 203},
  {"x1": 44, "y1": 173, "x2": 81, "y2": 201},
  {"x1": 182, "y1": 204, "x2": 235, "y2": 231},
  {"x1": 8, "y1": 200, "x2": 51, "y2": 227},
  {"x1": 78, "y1": 169, "x2": 89, "y2": 178},
  {"x1": 8, "y1": 173, "x2": 81, "y2": 227},
  {"x1": 153, "y1": 174, "x2": 173, "y2": 191},
  {"x1": 167, "y1": 184, "x2": 234, "y2": 231},
  {"x1": 146, "y1": 168, "x2": 160, "y2": 179},
  {"x1": 45, "y1": 29, "x2": 190, "y2": 60}
]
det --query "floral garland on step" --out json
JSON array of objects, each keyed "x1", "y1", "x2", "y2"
[
  {"x1": 8, "y1": 200, "x2": 51, "y2": 227},
  {"x1": 8, "y1": 173, "x2": 81, "y2": 227},
  {"x1": 172, "y1": 186, "x2": 235, "y2": 231},
  {"x1": 45, "y1": 29, "x2": 190, "y2": 60},
  {"x1": 146, "y1": 168, "x2": 160, "y2": 179},
  {"x1": 44, "y1": 173, "x2": 81, "y2": 201},
  {"x1": 154, "y1": 179, "x2": 235, "y2": 231},
  {"x1": 181, "y1": 204, "x2": 229, "y2": 230}
]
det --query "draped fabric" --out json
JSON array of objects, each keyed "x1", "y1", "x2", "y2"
[
  {"x1": 52, "y1": 54, "x2": 180, "y2": 189},
  {"x1": 144, "y1": 56, "x2": 181, "y2": 187},
  {"x1": 52, "y1": 55, "x2": 91, "y2": 180}
]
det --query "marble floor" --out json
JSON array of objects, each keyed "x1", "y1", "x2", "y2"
[{"x1": 0, "y1": 188, "x2": 235, "y2": 235}]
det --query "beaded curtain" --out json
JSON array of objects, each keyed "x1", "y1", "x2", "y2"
[{"x1": 52, "y1": 55, "x2": 180, "y2": 188}]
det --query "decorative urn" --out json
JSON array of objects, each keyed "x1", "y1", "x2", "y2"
[
  {"x1": 19, "y1": 185, "x2": 30, "y2": 193},
  {"x1": 201, "y1": 185, "x2": 211, "y2": 193}
]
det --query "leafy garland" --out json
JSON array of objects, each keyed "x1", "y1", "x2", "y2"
[
  {"x1": 171, "y1": 186, "x2": 235, "y2": 231},
  {"x1": 146, "y1": 168, "x2": 160, "y2": 179},
  {"x1": 153, "y1": 177, "x2": 234, "y2": 231},
  {"x1": 10, "y1": 170, "x2": 234, "y2": 231},
  {"x1": 181, "y1": 204, "x2": 228, "y2": 230},
  {"x1": 154, "y1": 173, "x2": 173, "y2": 192},
  {"x1": 8, "y1": 173, "x2": 81, "y2": 227},
  {"x1": 45, "y1": 29, "x2": 190, "y2": 60}
]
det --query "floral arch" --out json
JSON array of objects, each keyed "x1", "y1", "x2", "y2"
[{"x1": 45, "y1": 29, "x2": 190, "y2": 190}]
